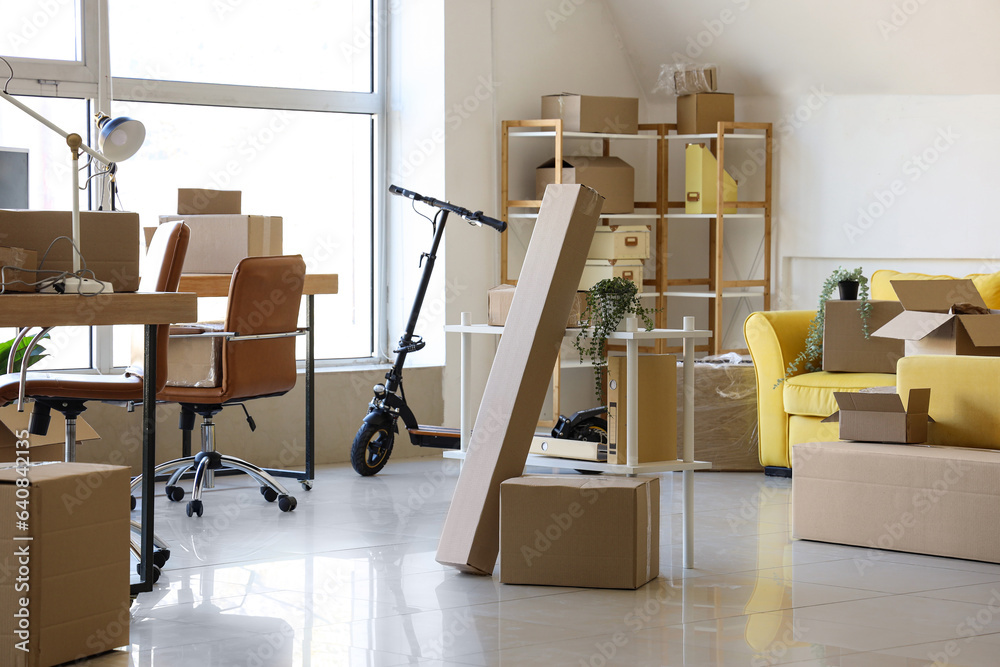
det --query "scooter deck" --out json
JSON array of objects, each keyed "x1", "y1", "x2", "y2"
[{"x1": 407, "y1": 424, "x2": 461, "y2": 449}]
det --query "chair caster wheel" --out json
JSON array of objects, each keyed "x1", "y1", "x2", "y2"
[
  {"x1": 136, "y1": 562, "x2": 161, "y2": 584},
  {"x1": 154, "y1": 548, "x2": 170, "y2": 568},
  {"x1": 130, "y1": 495, "x2": 136, "y2": 511},
  {"x1": 165, "y1": 485, "x2": 185, "y2": 502},
  {"x1": 277, "y1": 495, "x2": 297, "y2": 512},
  {"x1": 260, "y1": 486, "x2": 278, "y2": 502},
  {"x1": 186, "y1": 500, "x2": 204, "y2": 517},
  {"x1": 300, "y1": 480, "x2": 313, "y2": 491}
]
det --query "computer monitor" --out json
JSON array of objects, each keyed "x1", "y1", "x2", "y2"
[{"x1": 0, "y1": 147, "x2": 29, "y2": 209}]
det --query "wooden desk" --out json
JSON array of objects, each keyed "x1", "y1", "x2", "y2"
[
  {"x1": 0, "y1": 291, "x2": 198, "y2": 595},
  {"x1": 176, "y1": 274, "x2": 338, "y2": 487}
]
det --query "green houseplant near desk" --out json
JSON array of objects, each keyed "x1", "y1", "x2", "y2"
[
  {"x1": 0, "y1": 332, "x2": 48, "y2": 373},
  {"x1": 574, "y1": 277, "x2": 657, "y2": 403}
]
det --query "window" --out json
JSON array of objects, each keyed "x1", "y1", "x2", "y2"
[{"x1": 1, "y1": 1, "x2": 384, "y2": 370}]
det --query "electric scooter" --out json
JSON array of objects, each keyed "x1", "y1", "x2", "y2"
[
  {"x1": 350, "y1": 185, "x2": 610, "y2": 477},
  {"x1": 350, "y1": 185, "x2": 506, "y2": 476}
]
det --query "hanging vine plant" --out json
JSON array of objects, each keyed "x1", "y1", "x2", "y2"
[{"x1": 574, "y1": 277, "x2": 658, "y2": 404}]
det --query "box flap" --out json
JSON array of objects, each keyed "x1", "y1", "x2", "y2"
[
  {"x1": 871, "y1": 310, "x2": 953, "y2": 341},
  {"x1": 537, "y1": 156, "x2": 631, "y2": 170},
  {"x1": 956, "y1": 314, "x2": 1000, "y2": 347},
  {"x1": 833, "y1": 391, "x2": 905, "y2": 413},
  {"x1": 891, "y1": 279, "x2": 985, "y2": 312},
  {"x1": 905, "y1": 387, "x2": 931, "y2": 414}
]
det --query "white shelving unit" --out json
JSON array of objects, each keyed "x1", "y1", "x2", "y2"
[{"x1": 444, "y1": 314, "x2": 712, "y2": 568}]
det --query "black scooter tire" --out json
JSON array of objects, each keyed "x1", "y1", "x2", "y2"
[{"x1": 351, "y1": 421, "x2": 395, "y2": 476}]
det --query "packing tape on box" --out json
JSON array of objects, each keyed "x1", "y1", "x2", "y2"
[{"x1": 262, "y1": 219, "x2": 273, "y2": 254}]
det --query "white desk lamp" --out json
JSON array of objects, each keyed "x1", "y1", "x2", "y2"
[{"x1": 0, "y1": 91, "x2": 145, "y2": 293}]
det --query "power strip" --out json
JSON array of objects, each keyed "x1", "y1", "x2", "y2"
[{"x1": 39, "y1": 276, "x2": 114, "y2": 295}]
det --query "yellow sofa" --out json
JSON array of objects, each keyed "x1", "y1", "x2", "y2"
[{"x1": 745, "y1": 269, "x2": 1000, "y2": 473}]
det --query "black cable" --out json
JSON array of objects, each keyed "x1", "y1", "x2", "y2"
[{"x1": 0, "y1": 55, "x2": 13, "y2": 94}]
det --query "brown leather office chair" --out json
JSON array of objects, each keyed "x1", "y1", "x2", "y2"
[
  {"x1": 0, "y1": 221, "x2": 190, "y2": 451},
  {"x1": 141, "y1": 254, "x2": 307, "y2": 518}
]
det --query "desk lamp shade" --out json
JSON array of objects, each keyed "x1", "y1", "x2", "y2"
[{"x1": 96, "y1": 113, "x2": 146, "y2": 162}]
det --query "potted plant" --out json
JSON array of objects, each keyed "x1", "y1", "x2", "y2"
[
  {"x1": 779, "y1": 267, "x2": 871, "y2": 384},
  {"x1": 574, "y1": 277, "x2": 657, "y2": 403},
  {"x1": 0, "y1": 332, "x2": 49, "y2": 373}
]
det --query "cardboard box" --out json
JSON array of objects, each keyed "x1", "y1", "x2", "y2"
[
  {"x1": 488, "y1": 285, "x2": 587, "y2": 328},
  {"x1": 821, "y1": 388, "x2": 932, "y2": 444},
  {"x1": 588, "y1": 225, "x2": 650, "y2": 260},
  {"x1": 499, "y1": 475, "x2": 658, "y2": 589},
  {"x1": 676, "y1": 92, "x2": 735, "y2": 135},
  {"x1": 822, "y1": 300, "x2": 905, "y2": 373},
  {"x1": 792, "y1": 441, "x2": 1000, "y2": 563},
  {"x1": 685, "y1": 144, "x2": 737, "y2": 214},
  {"x1": 607, "y1": 354, "x2": 678, "y2": 464},
  {"x1": 541, "y1": 94, "x2": 639, "y2": 134},
  {"x1": 529, "y1": 435, "x2": 604, "y2": 462},
  {"x1": 165, "y1": 322, "x2": 224, "y2": 388},
  {"x1": 0, "y1": 246, "x2": 37, "y2": 293},
  {"x1": 159, "y1": 214, "x2": 282, "y2": 274},
  {"x1": 536, "y1": 156, "x2": 634, "y2": 214},
  {"x1": 0, "y1": 210, "x2": 140, "y2": 292},
  {"x1": 579, "y1": 259, "x2": 643, "y2": 291},
  {"x1": 0, "y1": 462, "x2": 131, "y2": 666},
  {"x1": 677, "y1": 358, "x2": 761, "y2": 471},
  {"x1": 872, "y1": 279, "x2": 1000, "y2": 357},
  {"x1": 436, "y1": 184, "x2": 603, "y2": 575},
  {"x1": 177, "y1": 188, "x2": 241, "y2": 216},
  {"x1": 0, "y1": 404, "x2": 100, "y2": 463}
]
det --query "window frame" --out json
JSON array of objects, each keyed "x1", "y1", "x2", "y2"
[{"x1": 2, "y1": 0, "x2": 387, "y2": 372}]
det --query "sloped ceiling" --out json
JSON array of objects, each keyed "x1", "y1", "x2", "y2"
[{"x1": 605, "y1": 0, "x2": 1000, "y2": 98}]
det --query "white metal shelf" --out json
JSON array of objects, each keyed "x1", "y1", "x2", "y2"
[
  {"x1": 507, "y1": 212, "x2": 659, "y2": 220},
  {"x1": 664, "y1": 290, "x2": 765, "y2": 299},
  {"x1": 442, "y1": 450, "x2": 712, "y2": 475},
  {"x1": 665, "y1": 213, "x2": 765, "y2": 219},
  {"x1": 509, "y1": 129, "x2": 660, "y2": 141},
  {"x1": 666, "y1": 133, "x2": 766, "y2": 141}
]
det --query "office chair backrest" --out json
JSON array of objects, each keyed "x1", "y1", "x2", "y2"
[
  {"x1": 221, "y1": 255, "x2": 306, "y2": 400},
  {"x1": 128, "y1": 221, "x2": 190, "y2": 390}
]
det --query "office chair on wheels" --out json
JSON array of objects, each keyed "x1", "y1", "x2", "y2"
[{"x1": 132, "y1": 254, "x2": 307, "y2": 518}]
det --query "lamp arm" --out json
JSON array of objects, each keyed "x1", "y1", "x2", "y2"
[{"x1": 0, "y1": 91, "x2": 111, "y2": 166}]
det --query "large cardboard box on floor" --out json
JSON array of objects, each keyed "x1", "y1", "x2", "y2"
[
  {"x1": 487, "y1": 285, "x2": 588, "y2": 328},
  {"x1": 685, "y1": 144, "x2": 737, "y2": 214},
  {"x1": 536, "y1": 156, "x2": 635, "y2": 214},
  {"x1": 676, "y1": 92, "x2": 735, "y2": 135},
  {"x1": 0, "y1": 210, "x2": 140, "y2": 292},
  {"x1": 0, "y1": 462, "x2": 131, "y2": 666},
  {"x1": 823, "y1": 300, "x2": 904, "y2": 373},
  {"x1": 0, "y1": 246, "x2": 37, "y2": 293},
  {"x1": 821, "y1": 388, "x2": 932, "y2": 444},
  {"x1": 436, "y1": 184, "x2": 603, "y2": 575},
  {"x1": 541, "y1": 94, "x2": 639, "y2": 134},
  {"x1": 499, "y1": 475, "x2": 659, "y2": 589},
  {"x1": 177, "y1": 188, "x2": 242, "y2": 216},
  {"x1": 792, "y1": 441, "x2": 1000, "y2": 563},
  {"x1": 872, "y1": 279, "x2": 1000, "y2": 357},
  {"x1": 0, "y1": 404, "x2": 100, "y2": 463},
  {"x1": 607, "y1": 354, "x2": 677, "y2": 464},
  {"x1": 159, "y1": 214, "x2": 282, "y2": 274}
]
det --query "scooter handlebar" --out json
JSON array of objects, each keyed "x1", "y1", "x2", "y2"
[{"x1": 389, "y1": 184, "x2": 506, "y2": 233}]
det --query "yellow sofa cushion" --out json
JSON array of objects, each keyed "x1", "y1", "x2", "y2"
[
  {"x1": 782, "y1": 371, "x2": 896, "y2": 418},
  {"x1": 872, "y1": 269, "x2": 1000, "y2": 308}
]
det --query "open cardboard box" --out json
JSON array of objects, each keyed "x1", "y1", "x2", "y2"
[
  {"x1": 821, "y1": 388, "x2": 933, "y2": 444},
  {"x1": 0, "y1": 404, "x2": 100, "y2": 463},
  {"x1": 872, "y1": 279, "x2": 1000, "y2": 356}
]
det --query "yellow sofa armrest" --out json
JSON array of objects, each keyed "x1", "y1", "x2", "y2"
[
  {"x1": 897, "y1": 355, "x2": 1000, "y2": 450},
  {"x1": 745, "y1": 310, "x2": 815, "y2": 468}
]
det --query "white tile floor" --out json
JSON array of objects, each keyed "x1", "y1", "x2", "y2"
[{"x1": 82, "y1": 457, "x2": 1000, "y2": 666}]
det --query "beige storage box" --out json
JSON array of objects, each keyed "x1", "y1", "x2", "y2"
[
  {"x1": 587, "y1": 225, "x2": 650, "y2": 261},
  {"x1": 529, "y1": 435, "x2": 603, "y2": 462},
  {"x1": 500, "y1": 475, "x2": 659, "y2": 589},
  {"x1": 579, "y1": 259, "x2": 643, "y2": 290},
  {"x1": 793, "y1": 441, "x2": 1000, "y2": 563},
  {"x1": 0, "y1": 462, "x2": 131, "y2": 667}
]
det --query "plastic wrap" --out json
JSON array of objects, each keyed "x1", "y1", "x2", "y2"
[
  {"x1": 676, "y1": 354, "x2": 761, "y2": 471},
  {"x1": 653, "y1": 63, "x2": 718, "y2": 96}
]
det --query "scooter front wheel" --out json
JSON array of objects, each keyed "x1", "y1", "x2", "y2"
[{"x1": 351, "y1": 421, "x2": 395, "y2": 476}]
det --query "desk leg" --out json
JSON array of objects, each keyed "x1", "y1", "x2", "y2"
[
  {"x1": 682, "y1": 316, "x2": 695, "y2": 569},
  {"x1": 305, "y1": 294, "x2": 315, "y2": 482},
  {"x1": 133, "y1": 323, "x2": 157, "y2": 596}
]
